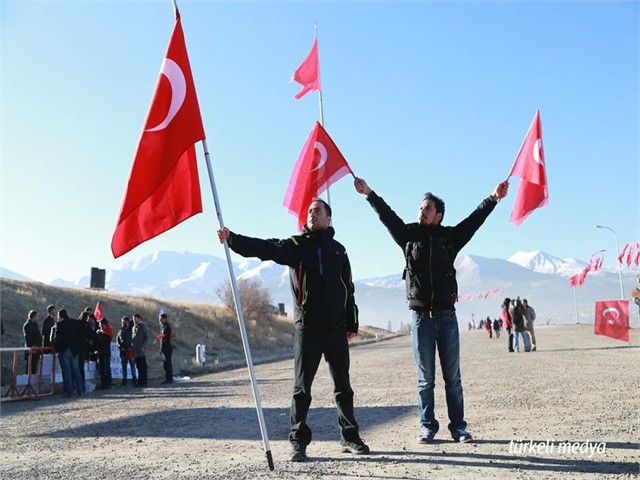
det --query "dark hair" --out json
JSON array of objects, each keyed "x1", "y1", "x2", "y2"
[
  {"x1": 58, "y1": 309, "x2": 68, "y2": 319},
  {"x1": 28, "y1": 310, "x2": 37, "y2": 320},
  {"x1": 502, "y1": 297, "x2": 511, "y2": 308},
  {"x1": 47, "y1": 305, "x2": 56, "y2": 314},
  {"x1": 423, "y1": 193, "x2": 445, "y2": 219},
  {"x1": 159, "y1": 313, "x2": 167, "y2": 319},
  {"x1": 122, "y1": 316, "x2": 130, "y2": 323},
  {"x1": 310, "y1": 198, "x2": 331, "y2": 217}
]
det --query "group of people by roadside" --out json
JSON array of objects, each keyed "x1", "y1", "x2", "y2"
[
  {"x1": 20, "y1": 306, "x2": 174, "y2": 397},
  {"x1": 500, "y1": 297, "x2": 537, "y2": 352}
]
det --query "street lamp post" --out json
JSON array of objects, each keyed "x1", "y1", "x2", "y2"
[{"x1": 595, "y1": 225, "x2": 625, "y2": 299}]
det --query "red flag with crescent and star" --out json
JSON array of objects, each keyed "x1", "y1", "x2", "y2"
[
  {"x1": 594, "y1": 300, "x2": 630, "y2": 342},
  {"x1": 292, "y1": 35, "x2": 321, "y2": 99},
  {"x1": 111, "y1": 13, "x2": 205, "y2": 258},
  {"x1": 284, "y1": 122, "x2": 353, "y2": 230},
  {"x1": 509, "y1": 110, "x2": 549, "y2": 226},
  {"x1": 94, "y1": 302, "x2": 103, "y2": 321}
]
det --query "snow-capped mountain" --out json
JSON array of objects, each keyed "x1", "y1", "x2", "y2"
[
  {"x1": 507, "y1": 250, "x2": 586, "y2": 276},
  {"x1": 6, "y1": 250, "x2": 638, "y2": 331},
  {"x1": 0, "y1": 267, "x2": 32, "y2": 282}
]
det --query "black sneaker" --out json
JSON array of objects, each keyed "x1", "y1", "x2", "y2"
[
  {"x1": 341, "y1": 438, "x2": 370, "y2": 455},
  {"x1": 418, "y1": 427, "x2": 436, "y2": 444},
  {"x1": 290, "y1": 444, "x2": 307, "y2": 462},
  {"x1": 453, "y1": 431, "x2": 474, "y2": 443}
]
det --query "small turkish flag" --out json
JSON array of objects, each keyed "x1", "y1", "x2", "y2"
[
  {"x1": 94, "y1": 302, "x2": 103, "y2": 321},
  {"x1": 292, "y1": 35, "x2": 321, "y2": 99},
  {"x1": 283, "y1": 122, "x2": 353, "y2": 230},
  {"x1": 509, "y1": 110, "x2": 549, "y2": 226},
  {"x1": 594, "y1": 300, "x2": 630, "y2": 342}
]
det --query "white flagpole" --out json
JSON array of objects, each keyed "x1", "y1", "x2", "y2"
[
  {"x1": 314, "y1": 22, "x2": 332, "y2": 207},
  {"x1": 572, "y1": 286, "x2": 579, "y2": 324},
  {"x1": 200, "y1": 139, "x2": 274, "y2": 471}
]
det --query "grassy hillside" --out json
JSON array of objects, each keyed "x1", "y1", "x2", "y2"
[{"x1": 0, "y1": 278, "x2": 389, "y2": 383}]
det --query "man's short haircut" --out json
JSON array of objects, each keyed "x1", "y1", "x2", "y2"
[
  {"x1": 47, "y1": 305, "x2": 56, "y2": 314},
  {"x1": 133, "y1": 313, "x2": 141, "y2": 319},
  {"x1": 28, "y1": 310, "x2": 37, "y2": 320},
  {"x1": 311, "y1": 198, "x2": 332, "y2": 217},
  {"x1": 122, "y1": 316, "x2": 130, "y2": 323},
  {"x1": 423, "y1": 193, "x2": 445, "y2": 219},
  {"x1": 58, "y1": 309, "x2": 68, "y2": 319},
  {"x1": 159, "y1": 313, "x2": 167, "y2": 319}
]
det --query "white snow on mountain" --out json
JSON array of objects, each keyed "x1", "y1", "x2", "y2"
[
  {"x1": 6, "y1": 249, "x2": 638, "y2": 332},
  {"x1": 507, "y1": 250, "x2": 586, "y2": 276}
]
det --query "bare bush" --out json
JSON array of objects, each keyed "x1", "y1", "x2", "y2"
[{"x1": 215, "y1": 278, "x2": 274, "y2": 321}]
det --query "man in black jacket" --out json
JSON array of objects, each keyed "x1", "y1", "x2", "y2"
[
  {"x1": 41, "y1": 305, "x2": 56, "y2": 350},
  {"x1": 355, "y1": 177, "x2": 509, "y2": 444},
  {"x1": 51, "y1": 309, "x2": 83, "y2": 397},
  {"x1": 217, "y1": 198, "x2": 369, "y2": 462},
  {"x1": 23, "y1": 310, "x2": 42, "y2": 374}
]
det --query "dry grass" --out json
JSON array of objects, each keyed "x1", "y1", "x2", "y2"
[{"x1": 0, "y1": 278, "x2": 390, "y2": 382}]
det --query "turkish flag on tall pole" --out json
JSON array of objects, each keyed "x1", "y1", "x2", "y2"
[
  {"x1": 508, "y1": 110, "x2": 549, "y2": 226},
  {"x1": 111, "y1": 5, "x2": 274, "y2": 470},
  {"x1": 284, "y1": 122, "x2": 354, "y2": 230},
  {"x1": 111, "y1": 12, "x2": 205, "y2": 258},
  {"x1": 292, "y1": 33, "x2": 321, "y2": 100},
  {"x1": 594, "y1": 300, "x2": 630, "y2": 342}
]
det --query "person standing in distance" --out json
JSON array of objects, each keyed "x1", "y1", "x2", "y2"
[
  {"x1": 354, "y1": 177, "x2": 509, "y2": 444},
  {"x1": 217, "y1": 198, "x2": 369, "y2": 462},
  {"x1": 158, "y1": 313, "x2": 174, "y2": 384}
]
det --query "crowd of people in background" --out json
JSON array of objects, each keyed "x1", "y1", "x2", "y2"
[
  {"x1": 16, "y1": 304, "x2": 174, "y2": 399},
  {"x1": 467, "y1": 297, "x2": 538, "y2": 352}
]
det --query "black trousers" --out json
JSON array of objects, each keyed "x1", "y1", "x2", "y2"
[
  {"x1": 24, "y1": 351, "x2": 40, "y2": 375},
  {"x1": 161, "y1": 347, "x2": 173, "y2": 381},
  {"x1": 289, "y1": 328, "x2": 360, "y2": 446},
  {"x1": 135, "y1": 356, "x2": 148, "y2": 386}
]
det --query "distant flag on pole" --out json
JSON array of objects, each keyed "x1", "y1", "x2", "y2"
[
  {"x1": 594, "y1": 299, "x2": 630, "y2": 342},
  {"x1": 284, "y1": 122, "x2": 353, "y2": 230},
  {"x1": 292, "y1": 34, "x2": 321, "y2": 99},
  {"x1": 509, "y1": 110, "x2": 549, "y2": 226},
  {"x1": 111, "y1": 12, "x2": 205, "y2": 258},
  {"x1": 94, "y1": 302, "x2": 103, "y2": 321},
  {"x1": 568, "y1": 250, "x2": 605, "y2": 287}
]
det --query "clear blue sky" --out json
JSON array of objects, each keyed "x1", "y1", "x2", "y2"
[{"x1": 1, "y1": 0, "x2": 638, "y2": 283}]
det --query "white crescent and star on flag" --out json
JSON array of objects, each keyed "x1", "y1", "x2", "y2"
[
  {"x1": 310, "y1": 141, "x2": 328, "y2": 172},
  {"x1": 602, "y1": 307, "x2": 620, "y2": 325},
  {"x1": 532, "y1": 138, "x2": 544, "y2": 165},
  {"x1": 146, "y1": 58, "x2": 186, "y2": 132}
]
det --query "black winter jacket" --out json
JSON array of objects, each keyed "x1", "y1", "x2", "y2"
[
  {"x1": 51, "y1": 318, "x2": 83, "y2": 355},
  {"x1": 367, "y1": 191, "x2": 497, "y2": 311},
  {"x1": 229, "y1": 226, "x2": 359, "y2": 333},
  {"x1": 23, "y1": 320, "x2": 42, "y2": 348}
]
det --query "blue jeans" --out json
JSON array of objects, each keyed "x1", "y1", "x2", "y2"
[
  {"x1": 58, "y1": 348, "x2": 82, "y2": 396},
  {"x1": 513, "y1": 331, "x2": 531, "y2": 352},
  {"x1": 412, "y1": 310, "x2": 467, "y2": 437}
]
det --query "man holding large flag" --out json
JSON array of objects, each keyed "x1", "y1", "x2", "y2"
[
  {"x1": 354, "y1": 177, "x2": 509, "y2": 445},
  {"x1": 217, "y1": 198, "x2": 370, "y2": 462}
]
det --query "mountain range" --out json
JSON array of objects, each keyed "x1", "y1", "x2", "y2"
[{"x1": 2, "y1": 250, "x2": 638, "y2": 331}]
